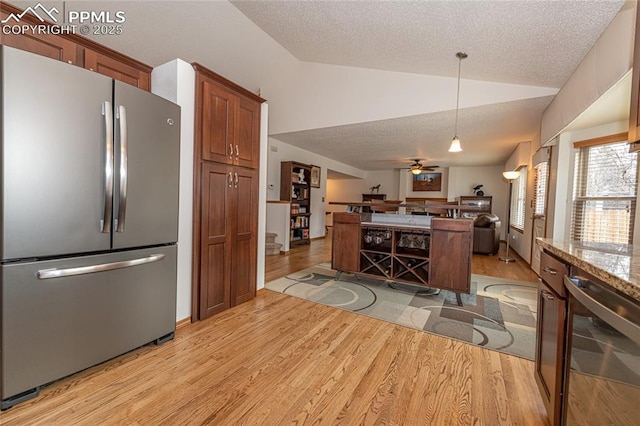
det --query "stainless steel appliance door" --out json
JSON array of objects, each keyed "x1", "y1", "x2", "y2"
[
  {"x1": 563, "y1": 276, "x2": 640, "y2": 425},
  {"x1": 1, "y1": 46, "x2": 113, "y2": 260},
  {"x1": 112, "y1": 81, "x2": 180, "y2": 249},
  {"x1": 1, "y1": 246, "x2": 177, "y2": 400}
]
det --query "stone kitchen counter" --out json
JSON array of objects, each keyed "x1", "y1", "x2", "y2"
[{"x1": 537, "y1": 238, "x2": 640, "y2": 303}]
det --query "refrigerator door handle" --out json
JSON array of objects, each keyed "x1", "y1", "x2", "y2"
[
  {"x1": 102, "y1": 101, "x2": 114, "y2": 233},
  {"x1": 37, "y1": 254, "x2": 166, "y2": 279},
  {"x1": 116, "y1": 105, "x2": 128, "y2": 232}
]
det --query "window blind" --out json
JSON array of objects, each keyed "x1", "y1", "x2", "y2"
[
  {"x1": 511, "y1": 166, "x2": 527, "y2": 232},
  {"x1": 533, "y1": 162, "x2": 548, "y2": 217},
  {"x1": 571, "y1": 141, "x2": 637, "y2": 244}
]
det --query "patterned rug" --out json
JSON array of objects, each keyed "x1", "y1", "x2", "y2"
[{"x1": 266, "y1": 263, "x2": 538, "y2": 360}]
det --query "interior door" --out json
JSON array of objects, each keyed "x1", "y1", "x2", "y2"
[
  {"x1": 2, "y1": 46, "x2": 112, "y2": 260},
  {"x1": 112, "y1": 81, "x2": 180, "y2": 249}
]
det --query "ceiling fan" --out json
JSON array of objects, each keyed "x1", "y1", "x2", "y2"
[{"x1": 404, "y1": 159, "x2": 439, "y2": 175}]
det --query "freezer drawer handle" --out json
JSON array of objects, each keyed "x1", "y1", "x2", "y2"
[
  {"x1": 102, "y1": 101, "x2": 114, "y2": 233},
  {"x1": 37, "y1": 254, "x2": 166, "y2": 279},
  {"x1": 116, "y1": 105, "x2": 129, "y2": 232}
]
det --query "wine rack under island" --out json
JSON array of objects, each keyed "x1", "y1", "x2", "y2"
[{"x1": 332, "y1": 212, "x2": 473, "y2": 299}]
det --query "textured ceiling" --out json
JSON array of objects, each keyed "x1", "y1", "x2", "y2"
[
  {"x1": 37, "y1": 0, "x2": 626, "y2": 172},
  {"x1": 231, "y1": 0, "x2": 629, "y2": 172},
  {"x1": 231, "y1": 0, "x2": 624, "y2": 87}
]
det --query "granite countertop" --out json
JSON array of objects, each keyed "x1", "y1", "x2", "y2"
[{"x1": 537, "y1": 238, "x2": 640, "y2": 303}]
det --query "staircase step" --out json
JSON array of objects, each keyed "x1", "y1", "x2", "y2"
[
  {"x1": 266, "y1": 232, "x2": 278, "y2": 243},
  {"x1": 265, "y1": 242, "x2": 282, "y2": 256}
]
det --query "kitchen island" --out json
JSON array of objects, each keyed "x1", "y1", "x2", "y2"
[{"x1": 332, "y1": 212, "x2": 474, "y2": 302}]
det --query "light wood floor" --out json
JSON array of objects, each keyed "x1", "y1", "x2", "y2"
[{"x1": 1, "y1": 234, "x2": 548, "y2": 425}]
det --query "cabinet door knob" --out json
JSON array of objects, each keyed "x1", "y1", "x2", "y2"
[
  {"x1": 234, "y1": 172, "x2": 238, "y2": 188},
  {"x1": 228, "y1": 172, "x2": 233, "y2": 188},
  {"x1": 543, "y1": 266, "x2": 557, "y2": 275},
  {"x1": 235, "y1": 144, "x2": 239, "y2": 159},
  {"x1": 229, "y1": 144, "x2": 233, "y2": 160}
]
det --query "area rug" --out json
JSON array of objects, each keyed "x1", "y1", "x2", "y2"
[{"x1": 266, "y1": 263, "x2": 538, "y2": 360}]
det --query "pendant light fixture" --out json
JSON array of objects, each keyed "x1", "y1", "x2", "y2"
[{"x1": 449, "y1": 52, "x2": 467, "y2": 153}]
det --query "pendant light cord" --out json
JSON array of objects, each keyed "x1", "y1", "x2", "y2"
[
  {"x1": 454, "y1": 56, "x2": 461, "y2": 136},
  {"x1": 453, "y1": 52, "x2": 467, "y2": 137}
]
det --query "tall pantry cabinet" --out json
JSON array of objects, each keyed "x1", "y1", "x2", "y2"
[{"x1": 192, "y1": 64, "x2": 265, "y2": 320}]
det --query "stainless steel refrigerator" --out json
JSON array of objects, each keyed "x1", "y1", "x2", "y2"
[{"x1": 1, "y1": 46, "x2": 180, "y2": 410}]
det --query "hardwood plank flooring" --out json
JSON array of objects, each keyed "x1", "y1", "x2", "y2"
[{"x1": 1, "y1": 234, "x2": 548, "y2": 425}]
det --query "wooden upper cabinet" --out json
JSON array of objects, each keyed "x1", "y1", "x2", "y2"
[
  {"x1": 199, "y1": 77, "x2": 237, "y2": 164},
  {"x1": 1, "y1": 3, "x2": 151, "y2": 91},
  {"x1": 629, "y1": 2, "x2": 640, "y2": 150},
  {"x1": 0, "y1": 11, "x2": 79, "y2": 65},
  {"x1": 193, "y1": 63, "x2": 264, "y2": 169},
  {"x1": 236, "y1": 95, "x2": 260, "y2": 169},
  {"x1": 83, "y1": 48, "x2": 151, "y2": 91}
]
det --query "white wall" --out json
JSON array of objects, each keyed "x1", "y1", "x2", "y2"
[
  {"x1": 326, "y1": 178, "x2": 368, "y2": 202},
  {"x1": 256, "y1": 103, "x2": 269, "y2": 290},
  {"x1": 540, "y1": 3, "x2": 635, "y2": 144},
  {"x1": 447, "y1": 166, "x2": 508, "y2": 238},
  {"x1": 503, "y1": 142, "x2": 532, "y2": 262},
  {"x1": 151, "y1": 59, "x2": 195, "y2": 322},
  {"x1": 325, "y1": 178, "x2": 367, "y2": 225},
  {"x1": 266, "y1": 202, "x2": 290, "y2": 251},
  {"x1": 363, "y1": 170, "x2": 401, "y2": 200},
  {"x1": 267, "y1": 138, "x2": 367, "y2": 238},
  {"x1": 268, "y1": 62, "x2": 558, "y2": 135}
]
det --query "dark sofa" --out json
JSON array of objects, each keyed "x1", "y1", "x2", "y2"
[{"x1": 473, "y1": 214, "x2": 501, "y2": 255}]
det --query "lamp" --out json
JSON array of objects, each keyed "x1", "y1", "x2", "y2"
[
  {"x1": 411, "y1": 165, "x2": 422, "y2": 175},
  {"x1": 500, "y1": 170, "x2": 521, "y2": 263},
  {"x1": 449, "y1": 52, "x2": 467, "y2": 153}
]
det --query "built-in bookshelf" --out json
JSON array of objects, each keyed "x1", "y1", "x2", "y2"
[{"x1": 280, "y1": 161, "x2": 312, "y2": 246}]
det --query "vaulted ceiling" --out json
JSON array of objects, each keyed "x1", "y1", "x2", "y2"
[
  {"x1": 30, "y1": 0, "x2": 629, "y2": 171},
  {"x1": 230, "y1": 0, "x2": 628, "y2": 170}
]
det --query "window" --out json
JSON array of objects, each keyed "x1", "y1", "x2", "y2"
[
  {"x1": 571, "y1": 140, "x2": 637, "y2": 244},
  {"x1": 510, "y1": 166, "x2": 527, "y2": 232},
  {"x1": 533, "y1": 162, "x2": 548, "y2": 217}
]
